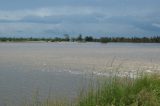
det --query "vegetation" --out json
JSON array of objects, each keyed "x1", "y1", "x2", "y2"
[
  {"x1": 76, "y1": 34, "x2": 83, "y2": 42},
  {"x1": 0, "y1": 35, "x2": 160, "y2": 43},
  {"x1": 84, "y1": 36, "x2": 93, "y2": 42},
  {"x1": 19, "y1": 73, "x2": 160, "y2": 106},
  {"x1": 78, "y1": 74, "x2": 160, "y2": 106}
]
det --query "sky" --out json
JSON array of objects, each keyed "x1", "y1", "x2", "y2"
[{"x1": 0, "y1": 0, "x2": 160, "y2": 37}]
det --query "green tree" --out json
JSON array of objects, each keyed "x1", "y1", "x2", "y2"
[
  {"x1": 84, "y1": 36, "x2": 93, "y2": 42},
  {"x1": 77, "y1": 34, "x2": 83, "y2": 42}
]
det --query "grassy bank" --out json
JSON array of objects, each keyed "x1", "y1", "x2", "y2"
[
  {"x1": 21, "y1": 73, "x2": 160, "y2": 106},
  {"x1": 78, "y1": 74, "x2": 160, "y2": 106}
]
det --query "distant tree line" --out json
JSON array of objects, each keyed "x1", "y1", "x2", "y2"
[
  {"x1": 0, "y1": 35, "x2": 160, "y2": 43},
  {"x1": 95, "y1": 36, "x2": 160, "y2": 43}
]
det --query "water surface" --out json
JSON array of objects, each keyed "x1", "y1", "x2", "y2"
[{"x1": 0, "y1": 42, "x2": 160, "y2": 105}]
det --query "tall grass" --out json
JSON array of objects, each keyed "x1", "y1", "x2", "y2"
[
  {"x1": 18, "y1": 73, "x2": 160, "y2": 106},
  {"x1": 78, "y1": 73, "x2": 160, "y2": 106}
]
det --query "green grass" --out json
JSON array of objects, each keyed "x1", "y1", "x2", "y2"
[
  {"x1": 19, "y1": 73, "x2": 160, "y2": 106},
  {"x1": 78, "y1": 74, "x2": 160, "y2": 106}
]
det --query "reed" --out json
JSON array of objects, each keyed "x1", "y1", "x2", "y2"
[{"x1": 21, "y1": 72, "x2": 160, "y2": 106}]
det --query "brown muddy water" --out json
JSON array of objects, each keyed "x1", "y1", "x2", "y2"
[{"x1": 0, "y1": 42, "x2": 160, "y2": 105}]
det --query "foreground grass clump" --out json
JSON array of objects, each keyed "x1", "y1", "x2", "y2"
[
  {"x1": 78, "y1": 74, "x2": 160, "y2": 106},
  {"x1": 23, "y1": 74, "x2": 160, "y2": 106}
]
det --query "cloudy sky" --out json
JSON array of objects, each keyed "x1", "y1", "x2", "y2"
[{"x1": 0, "y1": 0, "x2": 160, "y2": 37}]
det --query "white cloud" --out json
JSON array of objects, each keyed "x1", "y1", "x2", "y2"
[{"x1": 152, "y1": 23, "x2": 160, "y2": 28}]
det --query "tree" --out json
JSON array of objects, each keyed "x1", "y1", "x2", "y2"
[
  {"x1": 77, "y1": 34, "x2": 83, "y2": 42},
  {"x1": 99, "y1": 37, "x2": 109, "y2": 43},
  {"x1": 64, "y1": 34, "x2": 70, "y2": 41},
  {"x1": 84, "y1": 36, "x2": 93, "y2": 42}
]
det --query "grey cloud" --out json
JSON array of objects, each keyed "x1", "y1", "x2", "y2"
[{"x1": 0, "y1": 0, "x2": 160, "y2": 37}]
